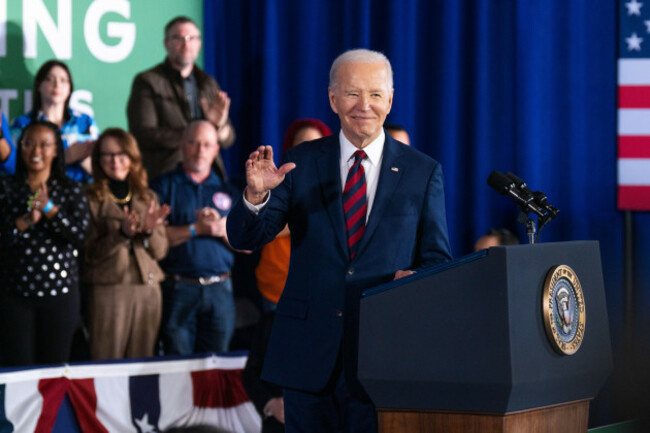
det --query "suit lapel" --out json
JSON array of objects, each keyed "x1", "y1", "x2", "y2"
[
  {"x1": 315, "y1": 137, "x2": 348, "y2": 258},
  {"x1": 100, "y1": 196, "x2": 126, "y2": 220},
  {"x1": 355, "y1": 135, "x2": 404, "y2": 259}
]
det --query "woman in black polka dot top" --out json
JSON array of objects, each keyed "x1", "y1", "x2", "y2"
[{"x1": 0, "y1": 120, "x2": 89, "y2": 366}]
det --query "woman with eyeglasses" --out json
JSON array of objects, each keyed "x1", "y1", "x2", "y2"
[
  {"x1": 10, "y1": 60, "x2": 98, "y2": 183},
  {"x1": 0, "y1": 120, "x2": 89, "y2": 366},
  {"x1": 84, "y1": 128, "x2": 170, "y2": 360}
]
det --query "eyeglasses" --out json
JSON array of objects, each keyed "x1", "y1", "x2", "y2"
[
  {"x1": 100, "y1": 152, "x2": 129, "y2": 161},
  {"x1": 22, "y1": 140, "x2": 55, "y2": 150},
  {"x1": 167, "y1": 34, "x2": 201, "y2": 43}
]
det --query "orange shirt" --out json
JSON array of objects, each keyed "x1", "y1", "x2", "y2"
[{"x1": 255, "y1": 234, "x2": 291, "y2": 304}]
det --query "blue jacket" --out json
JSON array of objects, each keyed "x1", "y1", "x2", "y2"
[{"x1": 227, "y1": 133, "x2": 452, "y2": 394}]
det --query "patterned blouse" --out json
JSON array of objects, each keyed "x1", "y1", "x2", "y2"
[
  {"x1": 10, "y1": 109, "x2": 99, "y2": 183},
  {"x1": 0, "y1": 176, "x2": 90, "y2": 297}
]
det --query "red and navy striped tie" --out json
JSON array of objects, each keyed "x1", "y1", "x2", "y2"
[{"x1": 343, "y1": 150, "x2": 368, "y2": 260}]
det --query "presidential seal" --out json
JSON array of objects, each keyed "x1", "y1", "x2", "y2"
[{"x1": 542, "y1": 265, "x2": 586, "y2": 355}]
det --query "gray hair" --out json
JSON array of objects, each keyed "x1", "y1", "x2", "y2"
[{"x1": 329, "y1": 49, "x2": 393, "y2": 90}]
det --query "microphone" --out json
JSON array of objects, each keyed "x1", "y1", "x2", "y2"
[
  {"x1": 532, "y1": 190, "x2": 560, "y2": 219},
  {"x1": 504, "y1": 172, "x2": 559, "y2": 219},
  {"x1": 487, "y1": 171, "x2": 545, "y2": 217},
  {"x1": 486, "y1": 170, "x2": 516, "y2": 195},
  {"x1": 504, "y1": 172, "x2": 532, "y2": 196},
  {"x1": 487, "y1": 170, "x2": 560, "y2": 244}
]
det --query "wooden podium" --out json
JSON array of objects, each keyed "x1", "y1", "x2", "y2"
[{"x1": 358, "y1": 241, "x2": 612, "y2": 433}]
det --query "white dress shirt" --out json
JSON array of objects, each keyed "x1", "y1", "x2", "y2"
[{"x1": 338, "y1": 130, "x2": 384, "y2": 220}]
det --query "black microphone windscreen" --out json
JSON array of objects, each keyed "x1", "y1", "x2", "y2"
[
  {"x1": 505, "y1": 172, "x2": 525, "y2": 186},
  {"x1": 487, "y1": 171, "x2": 513, "y2": 195}
]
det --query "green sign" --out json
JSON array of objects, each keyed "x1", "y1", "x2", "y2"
[{"x1": 0, "y1": 0, "x2": 203, "y2": 130}]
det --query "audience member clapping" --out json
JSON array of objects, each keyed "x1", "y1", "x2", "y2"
[
  {"x1": 127, "y1": 16, "x2": 235, "y2": 181},
  {"x1": 151, "y1": 120, "x2": 237, "y2": 355},
  {"x1": 11, "y1": 60, "x2": 98, "y2": 183},
  {"x1": 84, "y1": 128, "x2": 170, "y2": 360},
  {"x1": 0, "y1": 120, "x2": 89, "y2": 366}
]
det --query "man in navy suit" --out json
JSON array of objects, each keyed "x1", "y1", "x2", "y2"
[{"x1": 227, "y1": 49, "x2": 452, "y2": 432}]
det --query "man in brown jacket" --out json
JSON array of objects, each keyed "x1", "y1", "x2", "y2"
[{"x1": 127, "y1": 16, "x2": 235, "y2": 181}]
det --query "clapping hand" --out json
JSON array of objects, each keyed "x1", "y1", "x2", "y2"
[
  {"x1": 200, "y1": 90, "x2": 231, "y2": 130},
  {"x1": 29, "y1": 182, "x2": 51, "y2": 224},
  {"x1": 121, "y1": 206, "x2": 139, "y2": 237},
  {"x1": 244, "y1": 146, "x2": 296, "y2": 205},
  {"x1": 141, "y1": 201, "x2": 171, "y2": 234},
  {"x1": 195, "y1": 207, "x2": 227, "y2": 238}
]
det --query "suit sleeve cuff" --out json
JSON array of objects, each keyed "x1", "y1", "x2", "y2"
[{"x1": 243, "y1": 191, "x2": 270, "y2": 215}]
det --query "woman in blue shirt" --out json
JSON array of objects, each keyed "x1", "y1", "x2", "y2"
[{"x1": 11, "y1": 60, "x2": 98, "y2": 183}]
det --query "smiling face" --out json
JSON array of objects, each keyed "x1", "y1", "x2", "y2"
[
  {"x1": 99, "y1": 136, "x2": 132, "y2": 181},
  {"x1": 38, "y1": 65, "x2": 71, "y2": 107},
  {"x1": 21, "y1": 125, "x2": 58, "y2": 175},
  {"x1": 328, "y1": 61, "x2": 393, "y2": 149}
]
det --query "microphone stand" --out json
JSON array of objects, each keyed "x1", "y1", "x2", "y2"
[
  {"x1": 517, "y1": 211, "x2": 537, "y2": 244},
  {"x1": 487, "y1": 170, "x2": 559, "y2": 244}
]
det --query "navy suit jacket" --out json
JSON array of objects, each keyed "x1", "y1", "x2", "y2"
[{"x1": 227, "y1": 133, "x2": 452, "y2": 394}]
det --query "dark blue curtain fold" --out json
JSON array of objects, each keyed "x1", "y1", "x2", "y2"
[{"x1": 204, "y1": 0, "x2": 630, "y2": 422}]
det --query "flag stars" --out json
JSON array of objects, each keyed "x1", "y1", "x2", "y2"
[
  {"x1": 626, "y1": 32, "x2": 644, "y2": 51},
  {"x1": 626, "y1": 0, "x2": 643, "y2": 16},
  {"x1": 645, "y1": 20, "x2": 650, "y2": 33},
  {"x1": 134, "y1": 413, "x2": 157, "y2": 433}
]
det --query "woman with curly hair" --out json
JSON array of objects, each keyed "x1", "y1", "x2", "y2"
[{"x1": 84, "y1": 128, "x2": 169, "y2": 360}]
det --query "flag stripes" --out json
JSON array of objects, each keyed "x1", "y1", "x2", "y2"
[
  {"x1": 618, "y1": 4, "x2": 650, "y2": 209},
  {"x1": 0, "y1": 354, "x2": 260, "y2": 432}
]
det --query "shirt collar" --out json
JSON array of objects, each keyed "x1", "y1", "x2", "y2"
[
  {"x1": 175, "y1": 163, "x2": 220, "y2": 187},
  {"x1": 163, "y1": 57, "x2": 194, "y2": 82},
  {"x1": 184, "y1": 71, "x2": 197, "y2": 84},
  {"x1": 339, "y1": 129, "x2": 385, "y2": 167},
  {"x1": 36, "y1": 108, "x2": 73, "y2": 122}
]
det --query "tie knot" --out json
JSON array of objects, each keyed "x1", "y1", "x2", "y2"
[{"x1": 353, "y1": 150, "x2": 367, "y2": 163}]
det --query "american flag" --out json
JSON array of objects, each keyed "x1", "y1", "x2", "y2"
[
  {"x1": 0, "y1": 354, "x2": 261, "y2": 432},
  {"x1": 618, "y1": 0, "x2": 650, "y2": 210}
]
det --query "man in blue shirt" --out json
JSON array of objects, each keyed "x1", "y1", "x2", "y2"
[{"x1": 151, "y1": 120, "x2": 237, "y2": 354}]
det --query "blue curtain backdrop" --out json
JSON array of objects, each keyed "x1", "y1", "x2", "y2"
[{"x1": 203, "y1": 0, "x2": 647, "y2": 422}]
